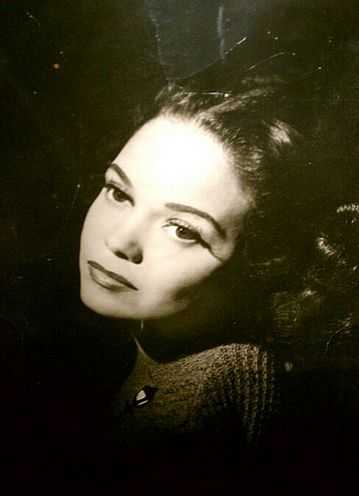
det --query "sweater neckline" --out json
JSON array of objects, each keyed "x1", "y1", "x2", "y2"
[{"x1": 130, "y1": 337, "x2": 159, "y2": 408}]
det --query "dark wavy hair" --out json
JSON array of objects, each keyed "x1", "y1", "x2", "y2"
[{"x1": 269, "y1": 46, "x2": 359, "y2": 359}]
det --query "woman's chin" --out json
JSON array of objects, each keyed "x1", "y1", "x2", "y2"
[{"x1": 80, "y1": 287, "x2": 125, "y2": 319}]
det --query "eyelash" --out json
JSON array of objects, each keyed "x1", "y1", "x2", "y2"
[
  {"x1": 104, "y1": 181, "x2": 132, "y2": 204},
  {"x1": 164, "y1": 219, "x2": 209, "y2": 248}
]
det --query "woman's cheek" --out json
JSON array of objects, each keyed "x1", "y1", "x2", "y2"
[
  {"x1": 151, "y1": 254, "x2": 222, "y2": 302},
  {"x1": 83, "y1": 200, "x2": 113, "y2": 247}
]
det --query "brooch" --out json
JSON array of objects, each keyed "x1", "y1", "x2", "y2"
[{"x1": 132, "y1": 385, "x2": 158, "y2": 407}]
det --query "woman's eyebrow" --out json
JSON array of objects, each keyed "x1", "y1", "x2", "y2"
[
  {"x1": 165, "y1": 202, "x2": 226, "y2": 238},
  {"x1": 108, "y1": 163, "x2": 132, "y2": 188}
]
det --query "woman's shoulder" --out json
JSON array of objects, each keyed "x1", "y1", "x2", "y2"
[
  {"x1": 180, "y1": 341, "x2": 275, "y2": 376},
  {"x1": 176, "y1": 342, "x2": 277, "y2": 446},
  {"x1": 172, "y1": 343, "x2": 278, "y2": 403}
]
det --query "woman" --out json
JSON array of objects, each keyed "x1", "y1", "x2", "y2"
[{"x1": 78, "y1": 79, "x2": 308, "y2": 477}]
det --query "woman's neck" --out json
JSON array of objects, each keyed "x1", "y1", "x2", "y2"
[{"x1": 133, "y1": 311, "x2": 238, "y2": 363}]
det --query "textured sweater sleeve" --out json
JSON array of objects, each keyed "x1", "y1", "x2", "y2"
[{"x1": 188, "y1": 344, "x2": 278, "y2": 447}]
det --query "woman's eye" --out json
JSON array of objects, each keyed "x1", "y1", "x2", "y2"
[
  {"x1": 175, "y1": 225, "x2": 199, "y2": 241},
  {"x1": 164, "y1": 222, "x2": 208, "y2": 247},
  {"x1": 105, "y1": 183, "x2": 131, "y2": 203}
]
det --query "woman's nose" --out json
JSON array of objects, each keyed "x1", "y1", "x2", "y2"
[{"x1": 105, "y1": 220, "x2": 144, "y2": 264}]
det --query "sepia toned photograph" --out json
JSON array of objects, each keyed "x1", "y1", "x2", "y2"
[{"x1": 1, "y1": 1, "x2": 359, "y2": 492}]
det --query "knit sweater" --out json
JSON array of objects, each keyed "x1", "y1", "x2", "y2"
[{"x1": 111, "y1": 341, "x2": 277, "y2": 452}]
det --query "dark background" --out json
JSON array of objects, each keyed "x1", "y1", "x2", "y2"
[{"x1": 1, "y1": 1, "x2": 162, "y2": 321}]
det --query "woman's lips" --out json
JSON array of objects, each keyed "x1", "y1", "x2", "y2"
[{"x1": 87, "y1": 260, "x2": 138, "y2": 291}]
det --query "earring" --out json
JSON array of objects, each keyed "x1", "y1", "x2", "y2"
[{"x1": 140, "y1": 319, "x2": 145, "y2": 334}]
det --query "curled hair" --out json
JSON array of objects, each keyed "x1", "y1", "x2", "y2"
[
  {"x1": 316, "y1": 204, "x2": 359, "y2": 351},
  {"x1": 271, "y1": 156, "x2": 359, "y2": 357},
  {"x1": 269, "y1": 40, "x2": 359, "y2": 358},
  {"x1": 272, "y1": 203, "x2": 359, "y2": 352}
]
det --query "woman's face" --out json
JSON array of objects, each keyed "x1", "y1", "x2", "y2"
[{"x1": 79, "y1": 116, "x2": 251, "y2": 323}]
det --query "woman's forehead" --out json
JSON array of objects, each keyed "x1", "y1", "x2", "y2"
[
  {"x1": 123, "y1": 116, "x2": 227, "y2": 177},
  {"x1": 113, "y1": 116, "x2": 250, "y2": 220}
]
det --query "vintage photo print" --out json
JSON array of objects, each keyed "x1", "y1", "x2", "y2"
[{"x1": 1, "y1": 1, "x2": 359, "y2": 491}]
